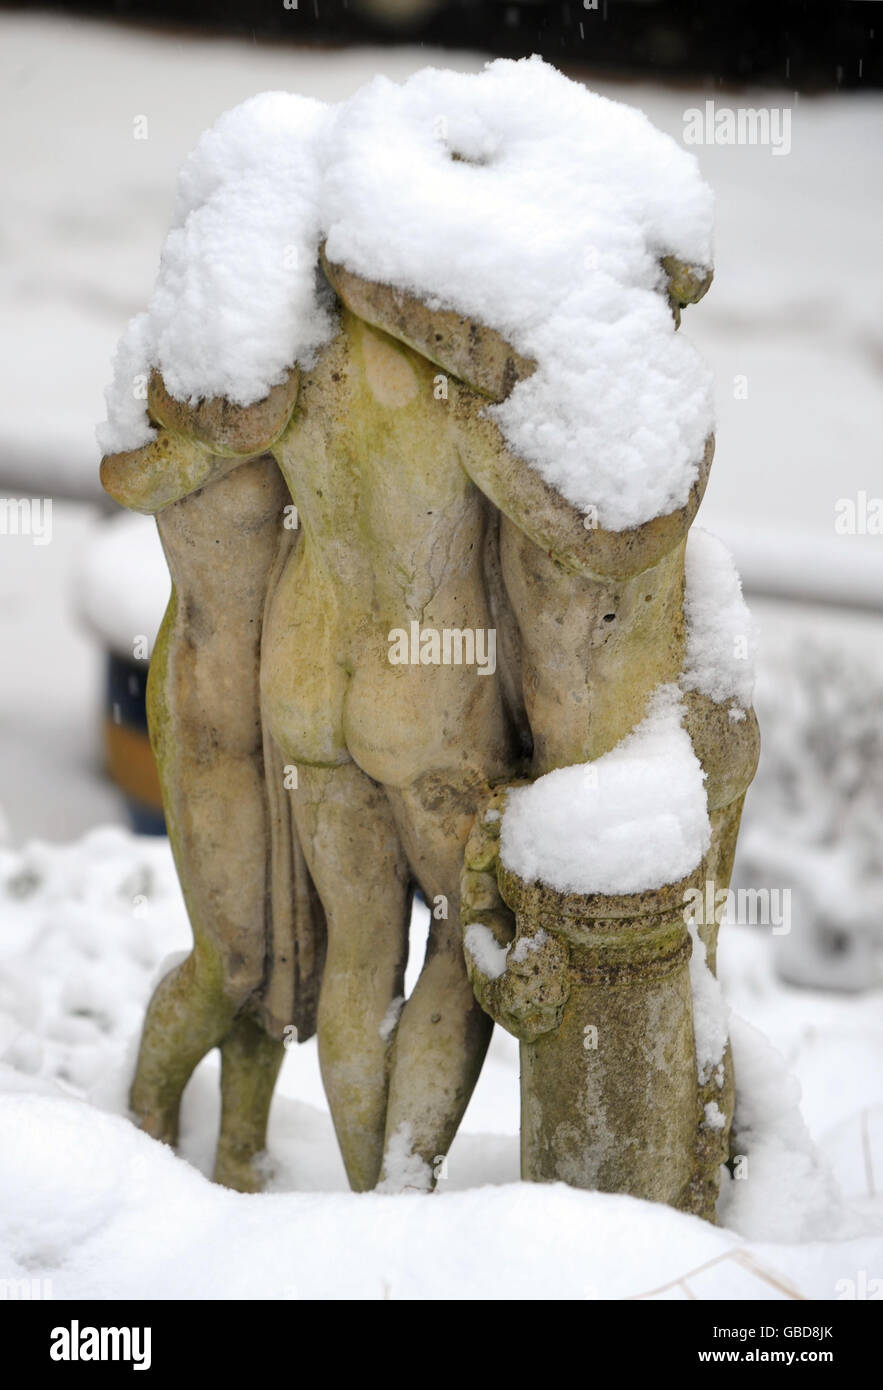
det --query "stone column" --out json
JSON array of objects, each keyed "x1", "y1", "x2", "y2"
[
  {"x1": 462, "y1": 683, "x2": 760, "y2": 1221},
  {"x1": 496, "y1": 862, "x2": 706, "y2": 1212}
]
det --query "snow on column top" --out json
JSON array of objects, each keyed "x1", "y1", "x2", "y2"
[
  {"x1": 680, "y1": 527, "x2": 757, "y2": 712},
  {"x1": 98, "y1": 58, "x2": 715, "y2": 532},
  {"x1": 499, "y1": 685, "x2": 711, "y2": 896}
]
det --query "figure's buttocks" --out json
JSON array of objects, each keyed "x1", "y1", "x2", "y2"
[{"x1": 261, "y1": 310, "x2": 507, "y2": 783}]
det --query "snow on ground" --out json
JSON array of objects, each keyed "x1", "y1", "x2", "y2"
[{"x1": 0, "y1": 823, "x2": 880, "y2": 1299}]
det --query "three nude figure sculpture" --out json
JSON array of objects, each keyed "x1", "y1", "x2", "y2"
[{"x1": 101, "y1": 251, "x2": 757, "y2": 1200}]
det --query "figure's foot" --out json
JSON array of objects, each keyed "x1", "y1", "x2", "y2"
[
  {"x1": 376, "y1": 1180, "x2": 435, "y2": 1195},
  {"x1": 376, "y1": 1123, "x2": 436, "y2": 1194},
  {"x1": 127, "y1": 952, "x2": 234, "y2": 1156},
  {"x1": 131, "y1": 1105, "x2": 179, "y2": 1148},
  {"x1": 212, "y1": 1145, "x2": 269, "y2": 1194}
]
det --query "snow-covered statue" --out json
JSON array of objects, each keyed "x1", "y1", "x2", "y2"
[{"x1": 99, "y1": 59, "x2": 758, "y2": 1216}]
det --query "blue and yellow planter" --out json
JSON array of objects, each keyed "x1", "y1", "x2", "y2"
[{"x1": 77, "y1": 512, "x2": 171, "y2": 837}]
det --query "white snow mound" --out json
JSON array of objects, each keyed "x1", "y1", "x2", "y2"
[{"x1": 0, "y1": 823, "x2": 872, "y2": 1296}]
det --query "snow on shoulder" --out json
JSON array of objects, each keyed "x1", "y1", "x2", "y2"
[
  {"x1": 681, "y1": 527, "x2": 757, "y2": 712},
  {"x1": 324, "y1": 59, "x2": 714, "y2": 529},
  {"x1": 98, "y1": 92, "x2": 334, "y2": 456},
  {"x1": 500, "y1": 685, "x2": 711, "y2": 896},
  {"x1": 99, "y1": 59, "x2": 714, "y2": 531}
]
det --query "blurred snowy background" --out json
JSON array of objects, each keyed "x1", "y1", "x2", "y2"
[{"x1": 0, "y1": 7, "x2": 881, "y2": 1298}]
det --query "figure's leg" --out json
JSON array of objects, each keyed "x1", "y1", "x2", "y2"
[
  {"x1": 129, "y1": 645, "x2": 272, "y2": 1143},
  {"x1": 129, "y1": 457, "x2": 287, "y2": 1146},
  {"x1": 130, "y1": 935, "x2": 243, "y2": 1145},
  {"x1": 380, "y1": 772, "x2": 495, "y2": 1191},
  {"x1": 128, "y1": 718, "x2": 275, "y2": 1142},
  {"x1": 213, "y1": 1009, "x2": 285, "y2": 1193},
  {"x1": 291, "y1": 762, "x2": 412, "y2": 1192}
]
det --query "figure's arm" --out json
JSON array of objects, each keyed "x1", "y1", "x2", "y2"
[
  {"x1": 101, "y1": 367, "x2": 300, "y2": 514},
  {"x1": 460, "y1": 786, "x2": 570, "y2": 1043},
  {"x1": 450, "y1": 255, "x2": 711, "y2": 578},
  {"x1": 453, "y1": 387, "x2": 712, "y2": 582},
  {"x1": 100, "y1": 427, "x2": 224, "y2": 514}
]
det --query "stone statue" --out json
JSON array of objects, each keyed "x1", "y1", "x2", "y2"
[
  {"x1": 99, "y1": 57, "x2": 758, "y2": 1215},
  {"x1": 102, "y1": 246, "x2": 757, "y2": 1214}
]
